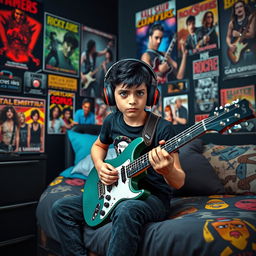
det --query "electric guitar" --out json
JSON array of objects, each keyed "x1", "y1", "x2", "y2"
[
  {"x1": 196, "y1": 24, "x2": 217, "y2": 49},
  {"x1": 227, "y1": 13, "x2": 256, "y2": 64},
  {"x1": 81, "y1": 69, "x2": 98, "y2": 89},
  {"x1": 151, "y1": 33, "x2": 177, "y2": 84},
  {"x1": 83, "y1": 99, "x2": 255, "y2": 227}
]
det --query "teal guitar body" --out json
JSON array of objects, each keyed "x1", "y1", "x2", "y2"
[{"x1": 83, "y1": 137, "x2": 150, "y2": 227}]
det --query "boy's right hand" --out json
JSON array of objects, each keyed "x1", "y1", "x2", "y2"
[{"x1": 97, "y1": 162, "x2": 119, "y2": 185}]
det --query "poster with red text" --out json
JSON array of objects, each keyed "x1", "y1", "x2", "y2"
[
  {"x1": 0, "y1": 95, "x2": 45, "y2": 153},
  {"x1": 177, "y1": 0, "x2": 219, "y2": 56},
  {"x1": 193, "y1": 52, "x2": 219, "y2": 114},
  {"x1": 0, "y1": 0, "x2": 43, "y2": 70},
  {"x1": 47, "y1": 90, "x2": 75, "y2": 134},
  {"x1": 220, "y1": 85, "x2": 256, "y2": 133}
]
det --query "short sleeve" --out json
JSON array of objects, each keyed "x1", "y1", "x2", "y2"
[{"x1": 99, "y1": 113, "x2": 114, "y2": 145}]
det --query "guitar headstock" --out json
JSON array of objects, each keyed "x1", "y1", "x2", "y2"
[{"x1": 206, "y1": 99, "x2": 255, "y2": 133}]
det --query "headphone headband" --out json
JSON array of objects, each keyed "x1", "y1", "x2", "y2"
[
  {"x1": 103, "y1": 58, "x2": 159, "y2": 107},
  {"x1": 104, "y1": 58, "x2": 157, "y2": 84}
]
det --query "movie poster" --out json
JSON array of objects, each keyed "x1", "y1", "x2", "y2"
[
  {"x1": 193, "y1": 52, "x2": 219, "y2": 114},
  {"x1": 220, "y1": 85, "x2": 256, "y2": 133},
  {"x1": 43, "y1": 13, "x2": 80, "y2": 78},
  {"x1": 47, "y1": 90, "x2": 75, "y2": 134},
  {"x1": 135, "y1": 1, "x2": 178, "y2": 84},
  {"x1": 162, "y1": 93, "x2": 189, "y2": 132},
  {"x1": 80, "y1": 25, "x2": 116, "y2": 98},
  {"x1": 220, "y1": 0, "x2": 256, "y2": 80},
  {"x1": 0, "y1": 95, "x2": 46, "y2": 153},
  {"x1": 177, "y1": 0, "x2": 220, "y2": 56},
  {"x1": 0, "y1": 0, "x2": 43, "y2": 70}
]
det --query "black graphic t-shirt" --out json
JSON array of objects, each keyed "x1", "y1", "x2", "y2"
[{"x1": 99, "y1": 110, "x2": 177, "y2": 205}]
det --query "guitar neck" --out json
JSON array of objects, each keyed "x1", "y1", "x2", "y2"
[
  {"x1": 125, "y1": 99, "x2": 254, "y2": 178},
  {"x1": 126, "y1": 119, "x2": 206, "y2": 178}
]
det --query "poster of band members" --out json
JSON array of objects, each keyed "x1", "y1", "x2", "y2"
[
  {"x1": 47, "y1": 90, "x2": 75, "y2": 134},
  {"x1": 177, "y1": 0, "x2": 220, "y2": 56},
  {"x1": 0, "y1": 0, "x2": 43, "y2": 70},
  {"x1": 220, "y1": 0, "x2": 256, "y2": 80},
  {"x1": 80, "y1": 25, "x2": 116, "y2": 98},
  {"x1": 136, "y1": 1, "x2": 183, "y2": 84},
  {"x1": 193, "y1": 52, "x2": 219, "y2": 113},
  {"x1": 43, "y1": 13, "x2": 80, "y2": 78},
  {"x1": 220, "y1": 85, "x2": 256, "y2": 133},
  {"x1": 0, "y1": 95, "x2": 45, "y2": 153},
  {"x1": 162, "y1": 94, "x2": 189, "y2": 132}
]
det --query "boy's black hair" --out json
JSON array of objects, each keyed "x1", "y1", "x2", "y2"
[{"x1": 106, "y1": 59, "x2": 153, "y2": 91}]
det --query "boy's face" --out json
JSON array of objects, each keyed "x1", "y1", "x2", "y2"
[{"x1": 114, "y1": 83, "x2": 148, "y2": 120}]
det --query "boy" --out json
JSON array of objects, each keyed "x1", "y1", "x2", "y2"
[{"x1": 52, "y1": 59, "x2": 185, "y2": 256}]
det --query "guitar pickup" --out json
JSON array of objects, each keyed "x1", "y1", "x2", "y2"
[
  {"x1": 121, "y1": 166, "x2": 126, "y2": 183},
  {"x1": 92, "y1": 203, "x2": 101, "y2": 220}
]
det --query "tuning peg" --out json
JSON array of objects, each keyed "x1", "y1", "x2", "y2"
[
  {"x1": 234, "y1": 113, "x2": 241, "y2": 118},
  {"x1": 242, "y1": 121, "x2": 249, "y2": 127},
  {"x1": 224, "y1": 103, "x2": 231, "y2": 107}
]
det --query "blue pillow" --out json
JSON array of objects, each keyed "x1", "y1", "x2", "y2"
[
  {"x1": 67, "y1": 130, "x2": 98, "y2": 165},
  {"x1": 71, "y1": 148, "x2": 117, "y2": 177}
]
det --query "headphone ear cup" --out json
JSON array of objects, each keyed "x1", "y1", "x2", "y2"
[
  {"x1": 103, "y1": 81, "x2": 115, "y2": 106},
  {"x1": 147, "y1": 86, "x2": 160, "y2": 106}
]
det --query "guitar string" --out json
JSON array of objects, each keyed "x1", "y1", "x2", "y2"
[{"x1": 126, "y1": 106, "x2": 237, "y2": 176}]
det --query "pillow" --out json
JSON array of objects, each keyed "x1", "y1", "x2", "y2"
[
  {"x1": 71, "y1": 148, "x2": 117, "y2": 177},
  {"x1": 203, "y1": 144, "x2": 256, "y2": 194},
  {"x1": 67, "y1": 130, "x2": 98, "y2": 165},
  {"x1": 174, "y1": 139, "x2": 226, "y2": 196}
]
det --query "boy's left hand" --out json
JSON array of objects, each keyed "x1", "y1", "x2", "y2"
[{"x1": 148, "y1": 140, "x2": 174, "y2": 176}]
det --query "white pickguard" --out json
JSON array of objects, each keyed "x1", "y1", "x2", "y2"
[{"x1": 100, "y1": 159, "x2": 142, "y2": 219}]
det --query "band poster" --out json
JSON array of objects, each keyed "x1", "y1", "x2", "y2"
[
  {"x1": 80, "y1": 25, "x2": 116, "y2": 98},
  {"x1": 177, "y1": 0, "x2": 220, "y2": 57},
  {"x1": 220, "y1": 0, "x2": 256, "y2": 80},
  {"x1": 220, "y1": 85, "x2": 256, "y2": 133},
  {"x1": 193, "y1": 52, "x2": 219, "y2": 114},
  {"x1": 0, "y1": 95, "x2": 46, "y2": 153},
  {"x1": 43, "y1": 12, "x2": 80, "y2": 78},
  {"x1": 47, "y1": 90, "x2": 75, "y2": 135},
  {"x1": 135, "y1": 1, "x2": 179, "y2": 84},
  {"x1": 0, "y1": 0, "x2": 43, "y2": 70}
]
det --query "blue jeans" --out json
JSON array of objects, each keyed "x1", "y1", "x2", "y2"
[
  {"x1": 52, "y1": 194, "x2": 87, "y2": 256},
  {"x1": 107, "y1": 195, "x2": 171, "y2": 256},
  {"x1": 52, "y1": 194, "x2": 171, "y2": 256}
]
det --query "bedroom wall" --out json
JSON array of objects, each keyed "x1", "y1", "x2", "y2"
[
  {"x1": 118, "y1": 0, "x2": 255, "y2": 145},
  {"x1": 43, "y1": 0, "x2": 118, "y2": 183}
]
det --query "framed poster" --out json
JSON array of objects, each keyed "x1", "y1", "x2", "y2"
[
  {"x1": 80, "y1": 25, "x2": 116, "y2": 98},
  {"x1": 43, "y1": 12, "x2": 80, "y2": 77},
  {"x1": 0, "y1": 95, "x2": 46, "y2": 153}
]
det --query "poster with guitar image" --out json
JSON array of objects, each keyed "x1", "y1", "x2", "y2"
[
  {"x1": 135, "y1": 1, "x2": 179, "y2": 84},
  {"x1": 80, "y1": 25, "x2": 116, "y2": 98},
  {"x1": 220, "y1": 0, "x2": 256, "y2": 80},
  {"x1": 177, "y1": 0, "x2": 220, "y2": 57}
]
